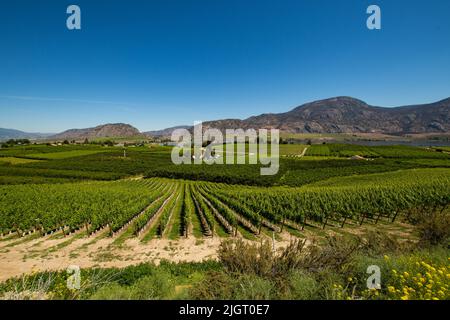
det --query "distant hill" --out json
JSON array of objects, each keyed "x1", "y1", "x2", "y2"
[
  {"x1": 201, "y1": 96, "x2": 450, "y2": 134},
  {"x1": 50, "y1": 123, "x2": 142, "y2": 140},
  {"x1": 0, "y1": 128, "x2": 52, "y2": 141},
  {"x1": 3, "y1": 97, "x2": 449, "y2": 141},
  {"x1": 144, "y1": 125, "x2": 191, "y2": 138}
]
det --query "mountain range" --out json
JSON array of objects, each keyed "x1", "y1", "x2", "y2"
[
  {"x1": 1, "y1": 96, "x2": 449, "y2": 140},
  {"x1": 0, "y1": 128, "x2": 52, "y2": 140},
  {"x1": 200, "y1": 96, "x2": 450, "y2": 135}
]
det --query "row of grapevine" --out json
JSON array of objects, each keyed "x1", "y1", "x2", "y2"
[
  {"x1": 157, "y1": 184, "x2": 184, "y2": 237},
  {"x1": 200, "y1": 184, "x2": 264, "y2": 233},
  {"x1": 196, "y1": 186, "x2": 235, "y2": 234},
  {"x1": 132, "y1": 183, "x2": 175, "y2": 236},
  {"x1": 0, "y1": 179, "x2": 161, "y2": 236},
  {"x1": 180, "y1": 184, "x2": 194, "y2": 237},
  {"x1": 139, "y1": 183, "x2": 180, "y2": 240},
  {"x1": 196, "y1": 184, "x2": 262, "y2": 235},
  {"x1": 190, "y1": 186, "x2": 214, "y2": 236},
  {"x1": 205, "y1": 174, "x2": 450, "y2": 230},
  {"x1": 202, "y1": 183, "x2": 281, "y2": 232}
]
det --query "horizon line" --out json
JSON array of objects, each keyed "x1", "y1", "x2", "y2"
[{"x1": 1, "y1": 94, "x2": 449, "y2": 134}]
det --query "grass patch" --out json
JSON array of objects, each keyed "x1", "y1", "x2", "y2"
[{"x1": 26, "y1": 150, "x2": 106, "y2": 160}]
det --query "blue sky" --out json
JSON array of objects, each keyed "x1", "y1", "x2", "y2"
[{"x1": 1, "y1": 0, "x2": 449, "y2": 132}]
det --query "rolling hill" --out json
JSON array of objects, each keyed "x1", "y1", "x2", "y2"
[{"x1": 49, "y1": 123, "x2": 143, "y2": 140}]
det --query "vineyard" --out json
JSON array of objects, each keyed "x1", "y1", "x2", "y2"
[
  {"x1": 305, "y1": 143, "x2": 450, "y2": 159},
  {"x1": 1, "y1": 168, "x2": 448, "y2": 243},
  {"x1": 1, "y1": 144, "x2": 449, "y2": 188},
  {"x1": 0, "y1": 143, "x2": 449, "y2": 285}
]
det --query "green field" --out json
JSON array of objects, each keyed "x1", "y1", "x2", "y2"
[
  {"x1": 26, "y1": 150, "x2": 108, "y2": 159},
  {"x1": 279, "y1": 144, "x2": 308, "y2": 156},
  {"x1": 305, "y1": 143, "x2": 449, "y2": 159}
]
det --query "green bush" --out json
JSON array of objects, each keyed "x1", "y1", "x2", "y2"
[
  {"x1": 218, "y1": 239, "x2": 307, "y2": 278},
  {"x1": 416, "y1": 210, "x2": 450, "y2": 246},
  {"x1": 188, "y1": 272, "x2": 234, "y2": 299},
  {"x1": 287, "y1": 271, "x2": 319, "y2": 299},
  {"x1": 89, "y1": 283, "x2": 133, "y2": 300},
  {"x1": 130, "y1": 271, "x2": 174, "y2": 299},
  {"x1": 233, "y1": 274, "x2": 275, "y2": 300}
]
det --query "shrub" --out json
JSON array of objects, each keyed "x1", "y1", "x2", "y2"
[
  {"x1": 416, "y1": 210, "x2": 450, "y2": 246},
  {"x1": 287, "y1": 271, "x2": 319, "y2": 300},
  {"x1": 300, "y1": 236, "x2": 361, "y2": 273},
  {"x1": 89, "y1": 283, "x2": 132, "y2": 300},
  {"x1": 358, "y1": 230, "x2": 409, "y2": 256},
  {"x1": 188, "y1": 272, "x2": 234, "y2": 299},
  {"x1": 349, "y1": 246, "x2": 450, "y2": 300},
  {"x1": 130, "y1": 270, "x2": 174, "y2": 299},
  {"x1": 218, "y1": 239, "x2": 307, "y2": 278},
  {"x1": 233, "y1": 274, "x2": 275, "y2": 300},
  {"x1": 385, "y1": 260, "x2": 449, "y2": 300}
]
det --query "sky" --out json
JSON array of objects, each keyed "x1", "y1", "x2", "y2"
[{"x1": 0, "y1": 0, "x2": 449, "y2": 133}]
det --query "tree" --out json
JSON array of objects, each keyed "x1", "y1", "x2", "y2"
[
  {"x1": 2, "y1": 139, "x2": 30, "y2": 147},
  {"x1": 103, "y1": 140, "x2": 114, "y2": 147}
]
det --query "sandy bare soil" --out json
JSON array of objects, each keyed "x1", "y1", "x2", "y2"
[
  {"x1": 0, "y1": 230, "x2": 296, "y2": 281},
  {"x1": 0, "y1": 214, "x2": 415, "y2": 282}
]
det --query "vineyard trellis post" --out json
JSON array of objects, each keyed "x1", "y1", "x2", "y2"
[
  {"x1": 375, "y1": 212, "x2": 382, "y2": 224},
  {"x1": 359, "y1": 213, "x2": 366, "y2": 226},
  {"x1": 322, "y1": 213, "x2": 329, "y2": 229},
  {"x1": 391, "y1": 211, "x2": 399, "y2": 223},
  {"x1": 341, "y1": 215, "x2": 347, "y2": 228},
  {"x1": 301, "y1": 214, "x2": 307, "y2": 231}
]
